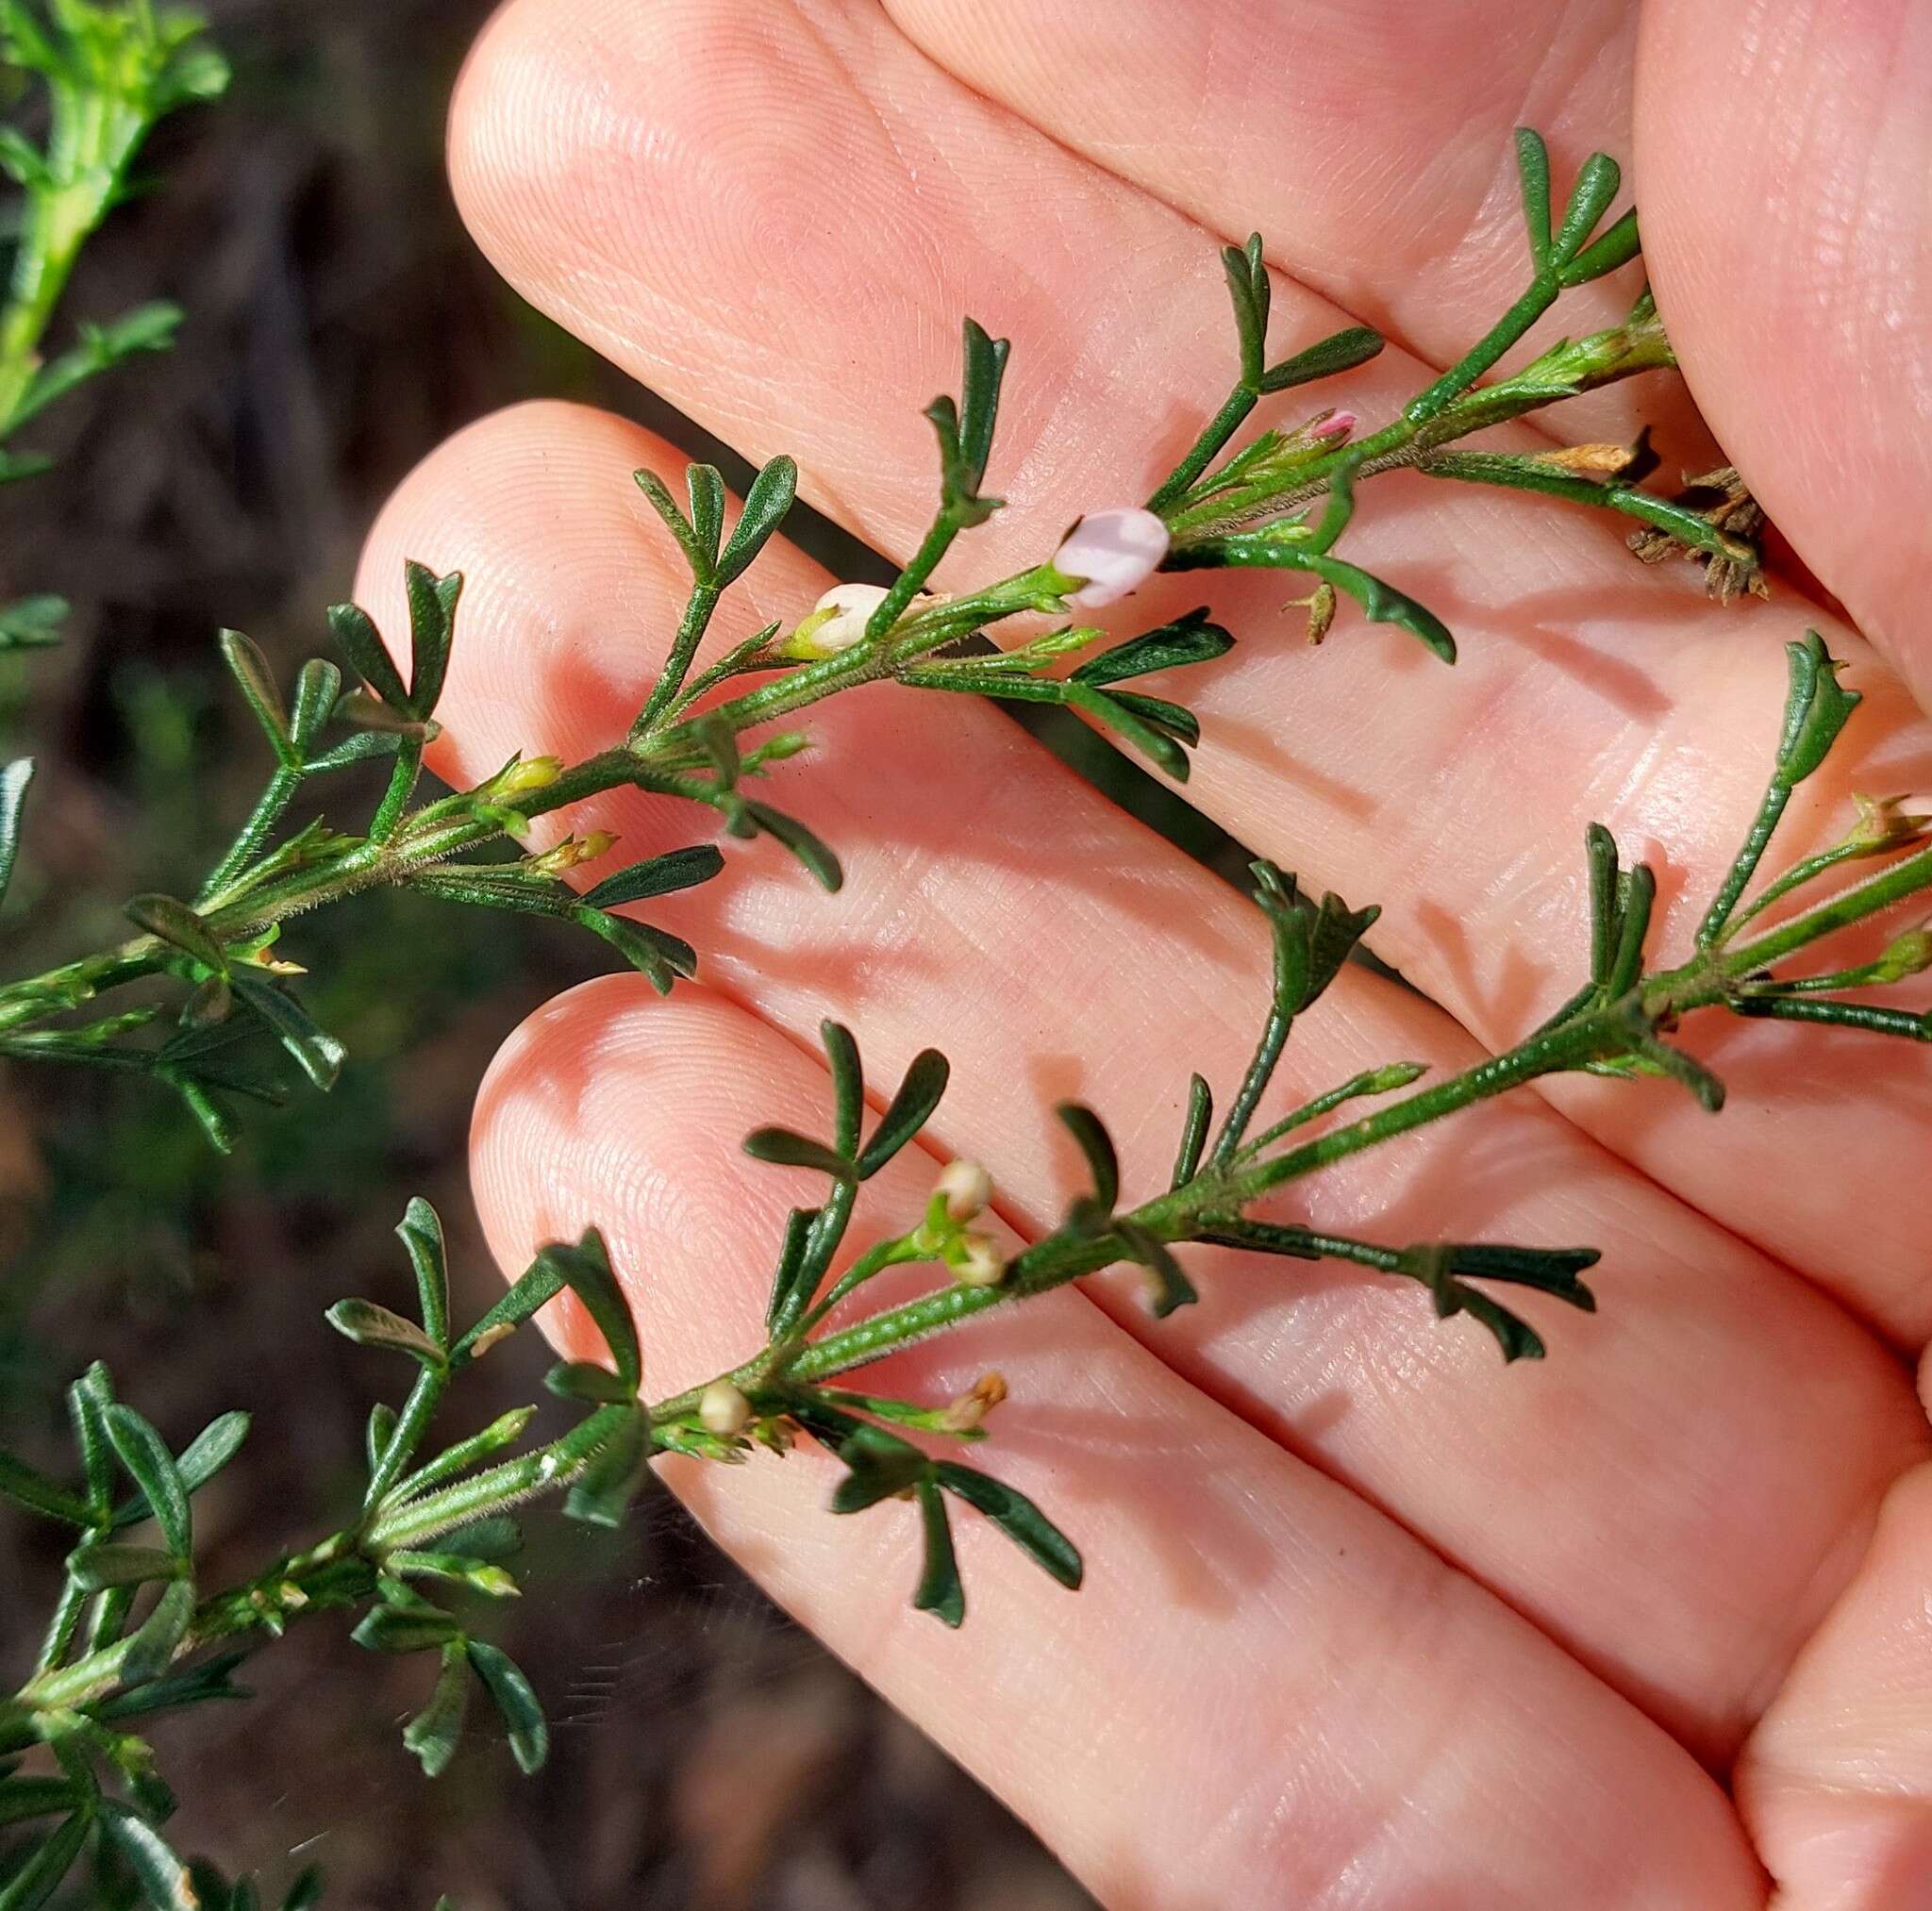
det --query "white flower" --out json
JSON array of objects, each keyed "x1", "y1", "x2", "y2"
[
  {"x1": 954, "y1": 1232, "x2": 1007, "y2": 1288},
  {"x1": 786, "y1": 581, "x2": 891, "y2": 657},
  {"x1": 698, "y1": 1379, "x2": 754, "y2": 1437},
  {"x1": 934, "y1": 1158, "x2": 991, "y2": 1222},
  {"x1": 1054, "y1": 507, "x2": 1171, "y2": 608}
]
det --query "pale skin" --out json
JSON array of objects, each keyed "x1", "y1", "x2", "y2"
[{"x1": 353, "y1": 2, "x2": 1932, "y2": 1904}]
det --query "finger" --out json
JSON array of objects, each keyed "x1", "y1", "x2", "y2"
[
  {"x1": 357, "y1": 399, "x2": 1929, "y2": 1761},
  {"x1": 879, "y1": 0, "x2": 1706, "y2": 448},
  {"x1": 1636, "y1": 0, "x2": 1932, "y2": 711},
  {"x1": 1740, "y1": 1447, "x2": 1932, "y2": 1910},
  {"x1": 470, "y1": 974, "x2": 1765, "y2": 1909},
  {"x1": 446, "y1": 0, "x2": 1932, "y2": 1336}
]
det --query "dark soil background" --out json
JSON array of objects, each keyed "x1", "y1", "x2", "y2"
[{"x1": 0, "y1": 5, "x2": 1107, "y2": 1904}]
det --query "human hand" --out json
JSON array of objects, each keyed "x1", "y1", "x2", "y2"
[{"x1": 358, "y1": 4, "x2": 1932, "y2": 1903}]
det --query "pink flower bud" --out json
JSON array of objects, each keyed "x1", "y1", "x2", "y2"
[
  {"x1": 1312, "y1": 410, "x2": 1356, "y2": 440},
  {"x1": 1055, "y1": 507, "x2": 1171, "y2": 609}
]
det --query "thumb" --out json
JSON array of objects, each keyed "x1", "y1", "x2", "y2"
[{"x1": 1635, "y1": 0, "x2": 1932, "y2": 710}]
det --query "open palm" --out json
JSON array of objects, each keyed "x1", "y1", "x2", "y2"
[{"x1": 356, "y1": 4, "x2": 1932, "y2": 1903}]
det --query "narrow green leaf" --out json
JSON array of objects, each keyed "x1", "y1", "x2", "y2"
[
  {"x1": 1301, "y1": 555, "x2": 1457, "y2": 663},
  {"x1": 366, "y1": 1403, "x2": 397, "y2": 1480},
  {"x1": 403, "y1": 1640, "x2": 471, "y2": 1778},
  {"x1": 741, "y1": 798, "x2": 842, "y2": 891},
  {"x1": 230, "y1": 976, "x2": 344, "y2": 1091},
  {"x1": 686, "y1": 464, "x2": 726, "y2": 572},
  {"x1": 1558, "y1": 207, "x2": 1640, "y2": 285},
  {"x1": 742, "y1": 1126, "x2": 857, "y2": 1180},
  {"x1": 1257, "y1": 323, "x2": 1384, "y2": 394},
  {"x1": 911, "y1": 1478, "x2": 965, "y2": 1627},
  {"x1": 0, "y1": 1451, "x2": 90, "y2": 1526},
  {"x1": 1776, "y1": 630, "x2": 1862, "y2": 788},
  {"x1": 857, "y1": 1048, "x2": 949, "y2": 1178},
  {"x1": 1071, "y1": 608, "x2": 1234, "y2": 688},
  {"x1": 288, "y1": 658, "x2": 343, "y2": 756},
  {"x1": 544, "y1": 1360, "x2": 638, "y2": 1404},
  {"x1": 0, "y1": 758, "x2": 32, "y2": 906},
  {"x1": 351, "y1": 1602, "x2": 461, "y2": 1655},
  {"x1": 94, "y1": 1651, "x2": 249, "y2": 1726},
  {"x1": 580, "y1": 843, "x2": 724, "y2": 910},
  {"x1": 716, "y1": 455, "x2": 799, "y2": 586},
  {"x1": 119, "y1": 1575, "x2": 196, "y2": 1687},
  {"x1": 575, "y1": 907, "x2": 698, "y2": 994},
  {"x1": 1117, "y1": 1221, "x2": 1198, "y2": 1319},
  {"x1": 1553, "y1": 151, "x2": 1623, "y2": 262},
  {"x1": 103, "y1": 1405, "x2": 190, "y2": 1558},
  {"x1": 465, "y1": 1639, "x2": 549, "y2": 1774},
  {"x1": 219, "y1": 629, "x2": 291, "y2": 760},
  {"x1": 325, "y1": 1299, "x2": 443, "y2": 1364},
  {"x1": 65, "y1": 1542, "x2": 182, "y2": 1591},
  {"x1": 829, "y1": 1423, "x2": 931, "y2": 1512},
  {"x1": 280, "y1": 1867, "x2": 325, "y2": 1911},
  {"x1": 563, "y1": 1408, "x2": 651, "y2": 1529},
  {"x1": 0, "y1": 1778, "x2": 78, "y2": 1828},
  {"x1": 0, "y1": 1809, "x2": 90, "y2": 1910},
  {"x1": 453, "y1": 1255, "x2": 566, "y2": 1363},
  {"x1": 956, "y1": 317, "x2": 1010, "y2": 493},
  {"x1": 402, "y1": 561, "x2": 461, "y2": 721},
  {"x1": 1171, "y1": 1073, "x2": 1213, "y2": 1189},
  {"x1": 325, "y1": 600, "x2": 409, "y2": 711},
  {"x1": 538, "y1": 1230, "x2": 641, "y2": 1394},
  {"x1": 633, "y1": 468, "x2": 710, "y2": 581},
  {"x1": 395, "y1": 1197, "x2": 450, "y2": 1349},
  {"x1": 125, "y1": 893, "x2": 227, "y2": 974},
  {"x1": 69, "y1": 1364, "x2": 115, "y2": 1516},
  {"x1": 1056, "y1": 1103, "x2": 1119, "y2": 1213},
  {"x1": 1514, "y1": 125, "x2": 1553, "y2": 264},
  {"x1": 933, "y1": 1464, "x2": 1083, "y2": 1589},
  {"x1": 1221, "y1": 236, "x2": 1268, "y2": 386},
  {"x1": 1062, "y1": 682, "x2": 1191, "y2": 780},
  {"x1": 100, "y1": 1803, "x2": 197, "y2": 1911},
  {"x1": 763, "y1": 1206, "x2": 820, "y2": 1338}
]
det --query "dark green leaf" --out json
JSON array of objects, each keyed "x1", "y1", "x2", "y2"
[
  {"x1": 279, "y1": 1867, "x2": 325, "y2": 1911},
  {"x1": 1301, "y1": 555, "x2": 1457, "y2": 663},
  {"x1": 1062, "y1": 682, "x2": 1191, "y2": 780},
  {"x1": 352, "y1": 1602, "x2": 461, "y2": 1655},
  {"x1": 563, "y1": 1407, "x2": 651, "y2": 1529},
  {"x1": 125, "y1": 893, "x2": 227, "y2": 974},
  {"x1": 828, "y1": 1423, "x2": 931, "y2": 1513},
  {"x1": 288, "y1": 658, "x2": 344, "y2": 755},
  {"x1": 453, "y1": 1255, "x2": 566, "y2": 1362},
  {"x1": 544, "y1": 1360, "x2": 638, "y2": 1405},
  {"x1": 1514, "y1": 125, "x2": 1553, "y2": 263},
  {"x1": 99, "y1": 1803, "x2": 197, "y2": 1911},
  {"x1": 1776, "y1": 630, "x2": 1862, "y2": 788},
  {"x1": 120, "y1": 1576, "x2": 196, "y2": 1688},
  {"x1": 466, "y1": 1639, "x2": 549, "y2": 1774},
  {"x1": 1560, "y1": 207, "x2": 1640, "y2": 284},
  {"x1": 762, "y1": 1207, "x2": 820, "y2": 1338},
  {"x1": 325, "y1": 600, "x2": 409, "y2": 712},
  {"x1": 1221, "y1": 235, "x2": 1268, "y2": 386},
  {"x1": 69, "y1": 1364, "x2": 115, "y2": 1516},
  {"x1": 741, "y1": 799, "x2": 842, "y2": 891},
  {"x1": 1258, "y1": 323, "x2": 1384, "y2": 394},
  {"x1": 0, "y1": 758, "x2": 32, "y2": 906},
  {"x1": 403, "y1": 1640, "x2": 471, "y2": 1779},
  {"x1": 1071, "y1": 608, "x2": 1233, "y2": 688},
  {"x1": 539, "y1": 1230, "x2": 641, "y2": 1393},
  {"x1": 230, "y1": 976, "x2": 344, "y2": 1091},
  {"x1": 0, "y1": 1809, "x2": 89, "y2": 1910},
  {"x1": 580, "y1": 843, "x2": 724, "y2": 910},
  {"x1": 717, "y1": 455, "x2": 799, "y2": 586},
  {"x1": 575, "y1": 907, "x2": 698, "y2": 994},
  {"x1": 857, "y1": 1048, "x2": 949, "y2": 1178},
  {"x1": 911, "y1": 1478, "x2": 964, "y2": 1627},
  {"x1": 326, "y1": 1298, "x2": 442, "y2": 1364},
  {"x1": 1554, "y1": 150, "x2": 1623, "y2": 263},
  {"x1": 104, "y1": 1405, "x2": 190, "y2": 1558},
  {"x1": 0, "y1": 1778, "x2": 78, "y2": 1828},
  {"x1": 366, "y1": 1403, "x2": 397, "y2": 1479},
  {"x1": 441, "y1": 1517, "x2": 523, "y2": 1560},
  {"x1": 633, "y1": 468, "x2": 711, "y2": 581},
  {"x1": 402, "y1": 561, "x2": 461, "y2": 721},
  {"x1": 95, "y1": 1652, "x2": 249, "y2": 1726},
  {"x1": 1171, "y1": 1073, "x2": 1212, "y2": 1188},
  {"x1": 742, "y1": 1126, "x2": 856, "y2": 1181},
  {"x1": 65, "y1": 1542, "x2": 182, "y2": 1590},
  {"x1": 956, "y1": 317, "x2": 1010, "y2": 494},
  {"x1": 219, "y1": 630, "x2": 291, "y2": 760},
  {"x1": 1116, "y1": 1221, "x2": 1198, "y2": 1319},
  {"x1": 396, "y1": 1197, "x2": 450, "y2": 1349},
  {"x1": 0, "y1": 1450, "x2": 90, "y2": 1526},
  {"x1": 933, "y1": 1464, "x2": 1083, "y2": 1589},
  {"x1": 1057, "y1": 1103, "x2": 1118, "y2": 1213}
]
